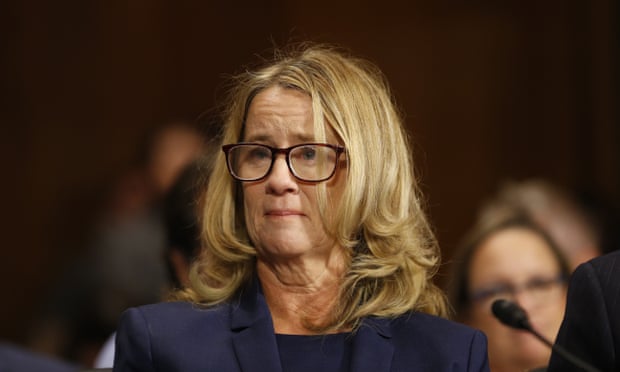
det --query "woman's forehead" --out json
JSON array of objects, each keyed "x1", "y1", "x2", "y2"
[
  {"x1": 469, "y1": 229, "x2": 561, "y2": 283},
  {"x1": 242, "y1": 91, "x2": 339, "y2": 143}
]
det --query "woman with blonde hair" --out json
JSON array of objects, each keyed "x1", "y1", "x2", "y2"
[
  {"x1": 448, "y1": 215, "x2": 570, "y2": 372},
  {"x1": 113, "y1": 43, "x2": 489, "y2": 371}
]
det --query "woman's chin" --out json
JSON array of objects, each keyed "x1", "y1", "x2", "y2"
[{"x1": 513, "y1": 334, "x2": 551, "y2": 368}]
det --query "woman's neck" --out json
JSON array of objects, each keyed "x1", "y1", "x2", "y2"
[{"x1": 256, "y1": 249, "x2": 347, "y2": 335}]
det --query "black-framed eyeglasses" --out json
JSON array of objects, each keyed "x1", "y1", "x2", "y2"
[
  {"x1": 222, "y1": 142, "x2": 345, "y2": 182},
  {"x1": 469, "y1": 275, "x2": 566, "y2": 306}
]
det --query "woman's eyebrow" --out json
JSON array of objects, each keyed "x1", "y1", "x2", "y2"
[{"x1": 243, "y1": 133, "x2": 318, "y2": 143}]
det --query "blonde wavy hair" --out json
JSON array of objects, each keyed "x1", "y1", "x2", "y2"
[{"x1": 178, "y1": 43, "x2": 448, "y2": 331}]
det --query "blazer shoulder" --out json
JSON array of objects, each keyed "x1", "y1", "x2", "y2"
[
  {"x1": 386, "y1": 313, "x2": 489, "y2": 370},
  {"x1": 122, "y1": 301, "x2": 231, "y2": 332},
  {"x1": 588, "y1": 250, "x2": 620, "y2": 274},
  {"x1": 394, "y1": 312, "x2": 481, "y2": 334},
  {"x1": 115, "y1": 301, "x2": 237, "y2": 370},
  {"x1": 390, "y1": 312, "x2": 487, "y2": 348},
  {"x1": 573, "y1": 250, "x2": 620, "y2": 296}
]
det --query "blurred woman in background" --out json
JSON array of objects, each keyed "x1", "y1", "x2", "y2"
[{"x1": 448, "y1": 216, "x2": 570, "y2": 372}]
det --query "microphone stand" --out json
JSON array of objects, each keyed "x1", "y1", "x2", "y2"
[{"x1": 525, "y1": 324, "x2": 600, "y2": 372}]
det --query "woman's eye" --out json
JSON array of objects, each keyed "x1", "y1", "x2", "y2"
[
  {"x1": 301, "y1": 148, "x2": 317, "y2": 160},
  {"x1": 249, "y1": 148, "x2": 271, "y2": 160}
]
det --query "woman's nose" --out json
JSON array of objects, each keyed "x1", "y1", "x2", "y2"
[
  {"x1": 512, "y1": 289, "x2": 538, "y2": 313},
  {"x1": 265, "y1": 156, "x2": 299, "y2": 194}
]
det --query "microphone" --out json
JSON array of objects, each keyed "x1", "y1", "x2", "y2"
[
  {"x1": 491, "y1": 299, "x2": 601, "y2": 372},
  {"x1": 491, "y1": 298, "x2": 532, "y2": 332}
]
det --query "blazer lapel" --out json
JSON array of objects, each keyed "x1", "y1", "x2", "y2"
[
  {"x1": 349, "y1": 317, "x2": 394, "y2": 372},
  {"x1": 231, "y1": 278, "x2": 283, "y2": 372}
]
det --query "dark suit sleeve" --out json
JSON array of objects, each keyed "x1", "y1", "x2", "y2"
[
  {"x1": 468, "y1": 330, "x2": 490, "y2": 372},
  {"x1": 113, "y1": 307, "x2": 156, "y2": 372},
  {"x1": 547, "y1": 260, "x2": 614, "y2": 372}
]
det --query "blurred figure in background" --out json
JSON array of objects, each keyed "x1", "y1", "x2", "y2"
[
  {"x1": 476, "y1": 179, "x2": 602, "y2": 270},
  {"x1": 87, "y1": 122, "x2": 206, "y2": 323},
  {"x1": 28, "y1": 121, "x2": 207, "y2": 367},
  {"x1": 447, "y1": 216, "x2": 570, "y2": 372},
  {"x1": 160, "y1": 156, "x2": 213, "y2": 290},
  {"x1": 0, "y1": 342, "x2": 79, "y2": 372},
  {"x1": 94, "y1": 153, "x2": 216, "y2": 368}
]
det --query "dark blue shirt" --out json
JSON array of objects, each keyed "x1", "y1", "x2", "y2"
[{"x1": 276, "y1": 333, "x2": 352, "y2": 372}]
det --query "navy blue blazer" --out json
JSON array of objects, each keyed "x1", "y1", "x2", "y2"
[
  {"x1": 113, "y1": 279, "x2": 489, "y2": 371},
  {"x1": 548, "y1": 250, "x2": 620, "y2": 372}
]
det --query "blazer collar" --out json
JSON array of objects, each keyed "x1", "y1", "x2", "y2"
[
  {"x1": 231, "y1": 277, "x2": 283, "y2": 372},
  {"x1": 230, "y1": 277, "x2": 395, "y2": 372},
  {"x1": 349, "y1": 317, "x2": 394, "y2": 371}
]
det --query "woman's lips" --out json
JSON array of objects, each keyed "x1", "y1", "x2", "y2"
[{"x1": 265, "y1": 209, "x2": 304, "y2": 216}]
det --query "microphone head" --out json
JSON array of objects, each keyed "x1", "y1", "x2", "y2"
[{"x1": 491, "y1": 299, "x2": 531, "y2": 331}]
